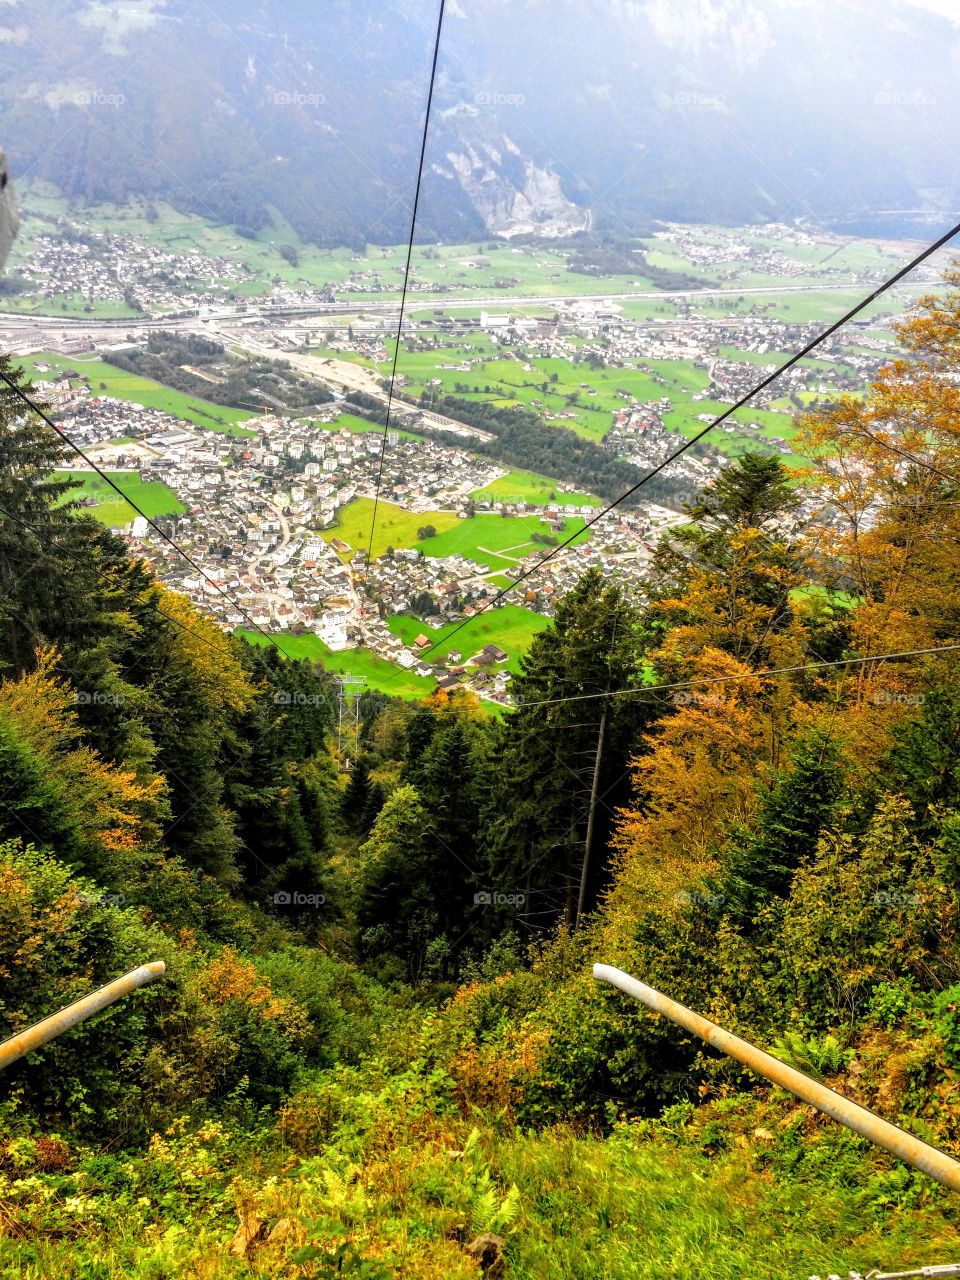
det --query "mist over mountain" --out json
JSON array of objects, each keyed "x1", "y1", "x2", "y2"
[{"x1": 1, "y1": 0, "x2": 958, "y2": 245}]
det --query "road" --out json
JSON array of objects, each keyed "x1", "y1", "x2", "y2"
[
  {"x1": 213, "y1": 327, "x2": 495, "y2": 442},
  {"x1": 0, "y1": 280, "x2": 876, "y2": 337}
]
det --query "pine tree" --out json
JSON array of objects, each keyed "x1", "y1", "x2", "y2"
[
  {"x1": 648, "y1": 453, "x2": 806, "y2": 664},
  {"x1": 417, "y1": 720, "x2": 483, "y2": 966},
  {"x1": 357, "y1": 784, "x2": 439, "y2": 981},
  {"x1": 483, "y1": 571, "x2": 648, "y2": 931},
  {"x1": 343, "y1": 755, "x2": 372, "y2": 828},
  {"x1": 886, "y1": 682, "x2": 960, "y2": 833},
  {"x1": 715, "y1": 733, "x2": 845, "y2": 925},
  {"x1": 0, "y1": 354, "x2": 132, "y2": 677}
]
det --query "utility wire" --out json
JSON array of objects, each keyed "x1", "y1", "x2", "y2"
[
  {"x1": 515, "y1": 639, "x2": 960, "y2": 711},
  {"x1": 0, "y1": 500, "x2": 244, "y2": 665},
  {"x1": 0, "y1": 0, "x2": 448, "y2": 678},
  {"x1": 0, "y1": 369, "x2": 284, "y2": 649},
  {"x1": 364, "y1": 0, "x2": 446, "y2": 568},
  {"x1": 410, "y1": 218, "x2": 960, "y2": 665}
]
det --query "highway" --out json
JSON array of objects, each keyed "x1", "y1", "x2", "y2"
[{"x1": 0, "y1": 279, "x2": 882, "y2": 338}]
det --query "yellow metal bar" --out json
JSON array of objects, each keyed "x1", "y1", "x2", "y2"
[
  {"x1": 594, "y1": 963, "x2": 960, "y2": 1193},
  {"x1": 0, "y1": 961, "x2": 166, "y2": 1072}
]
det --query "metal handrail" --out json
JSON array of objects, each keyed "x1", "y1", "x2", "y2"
[
  {"x1": 0, "y1": 961, "x2": 166, "y2": 1072},
  {"x1": 593, "y1": 963, "x2": 960, "y2": 1193}
]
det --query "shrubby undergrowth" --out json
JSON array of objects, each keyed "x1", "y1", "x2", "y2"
[{"x1": 5, "y1": 278, "x2": 960, "y2": 1273}]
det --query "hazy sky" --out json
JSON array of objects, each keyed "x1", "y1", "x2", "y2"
[{"x1": 906, "y1": 0, "x2": 960, "y2": 20}]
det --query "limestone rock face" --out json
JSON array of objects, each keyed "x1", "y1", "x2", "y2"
[
  {"x1": 0, "y1": 148, "x2": 18, "y2": 272},
  {"x1": 440, "y1": 130, "x2": 589, "y2": 240}
]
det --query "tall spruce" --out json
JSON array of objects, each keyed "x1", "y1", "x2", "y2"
[{"x1": 483, "y1": 571, "x2": 649, "y2": 931}]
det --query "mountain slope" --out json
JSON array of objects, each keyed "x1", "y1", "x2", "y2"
[{"x1": 0, "y1": 0, "x2": 958, "y2": 244}]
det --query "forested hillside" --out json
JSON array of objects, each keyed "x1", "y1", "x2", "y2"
[
  {"x1": 2, "y1": 1, "x2": 959, "y2": 241},
  {"x1": 3, "y1": 275, "x2": 960, "y2": 1276}
]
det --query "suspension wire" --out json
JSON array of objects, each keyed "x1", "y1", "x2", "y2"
[
  {"x1": 515, "y1": 639, "x2": 960, "y2": 712},
  {"x1": 0, "y1": 370, "x2": 285, "y2": 648},
  {"x1": 2, "y1": 120, "x2": 956, "y2": 698},
  {"x1": 364, "y1": 0, "x2": 446, "y2": 568},
  {"x1": 408, "y1": 217, "x2": 960, "y2": 666}
]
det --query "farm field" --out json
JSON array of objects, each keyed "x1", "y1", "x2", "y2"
[
  {"x1": 323, "y1": 497, "x2": 591, "y2": 571},
  {"x1": 420, "y1": 511, "x2": 590, "y2": 573},
  {"x1": 385, "y1": 338, "x2": 715, "y2": 442},
  {"x1": 471, "y1": 467, "x2": 601, "y2": 507},
  {"x1": 320, "y1": 331, "x2": 826, "y2": 463},
  {"x1": 0, "y1": 291, "x2": 140, "y2": 319},
  {"x1": 56, "y1": 470, "x2": 185, "y2": 527},
  {"x1": 21, "y1": 183, "x2": 925, "y2": 317},
  {"x1": 662, "y1": 396, "x2": 797, "y2": 443},
  {"x1": 322, "y1": 498, "x2": 461, "y2": 562},
  {"x1": 388, "y1": 606, "x2": 550, "y2": 675},
  {"x1": 19, "y1": 352, "x2": 257, "y2": 435}
]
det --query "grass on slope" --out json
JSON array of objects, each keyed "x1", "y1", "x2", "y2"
[
  {"x1": 56, "y1": 470, "x2": 185, "y2": 527},
  {"x1": 7, "y1": 1107, "x2": 958, "y2": 1279}
]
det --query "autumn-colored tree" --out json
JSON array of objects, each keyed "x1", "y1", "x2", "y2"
[{"x1": 0, "y1": 648, "x2": 166, "y2": 880}]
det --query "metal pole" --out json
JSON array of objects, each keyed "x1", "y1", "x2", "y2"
[
  {"x1": 575, "y1": 704, "x2": 607, "y2": 930},
  {"x1": 593, "y1": 963, "x2": 960, "y2": 1194},
  {"x1": 0, "y1": 961, "x2": 166, "y2": 1072}
]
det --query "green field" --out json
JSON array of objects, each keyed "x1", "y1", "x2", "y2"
[
  {"x1": 380, "y1": 339, "x2": 715, "y2": 443},
  {"x1": 56, "y1": 470, "x2": 185, "y2": 527},
  {"x1": 323, "y1": 498, "x2": 590, "y2": 571},
  {"x1": 423, "y1": 512, "x2": 589, "y2": 572},
  {"x1": 12, "y1": 183, "x2": 930, "y2": 480},
  {"x1": 20, "y1": 352, "x2": 256, "y2": 436},
  {"x1": 237, "y1": 604, "x2": 551, "y2": 695},
  {"x1": 388, "y1": 606, "x2": 549, "y2": 674},
  {"x1": 16, "y1": 183, "x2": 933, "y2": 324},
  {"x1": 323, "y1": 498, "x2": 462, "y2": 562},
  {"x1": 237, "y1": 629, "x2": 436, "y2": 699},
  {"x1": 471, "y1": 467, "x2": 601, "y2": 507}
]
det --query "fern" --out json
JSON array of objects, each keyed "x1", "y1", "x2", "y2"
[
  {"x1": 772, "y1": 1031, "x2": 848, "y2": 1077},
  {"x1": 468, "y1": 1167, "x2": 521, "y2": 1234}
]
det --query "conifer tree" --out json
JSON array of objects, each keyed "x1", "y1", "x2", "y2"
[{"x1": 484, "y1": 571, "x2": 648, "y2": 931}]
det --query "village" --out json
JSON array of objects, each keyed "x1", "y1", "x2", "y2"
[
  {"x1": 27, "y1": 364, "x2": 685, "y2": 705},
  {"x1": 0, "y1": 211, "x2": 913, "y2": 703},
  {"x1": 15, "y1": 228, "x2": 255, "y2": 312}
]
